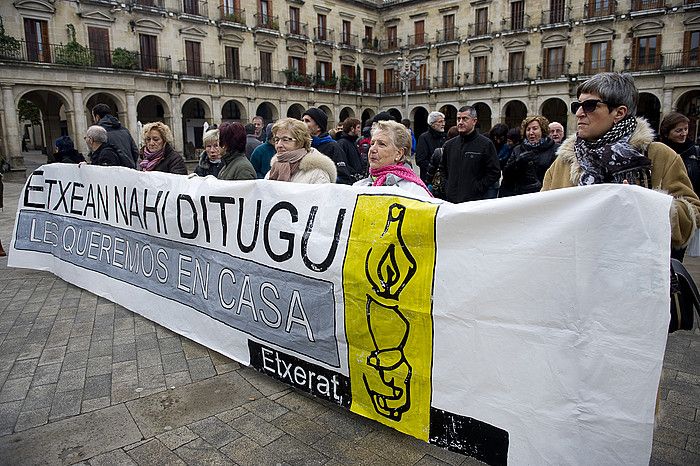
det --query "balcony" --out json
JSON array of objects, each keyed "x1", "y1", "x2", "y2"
[
  {"x1": 433, "y1": 75, "x2": 460, "y2": 89},
  {"x1": 130, "y1": 0, "x2": 166, "y2": 14},
  {"x1": 339, "y1": 76, "x2": 362, "y2": 91},
  {"x1": 540, "y1": 7, "x2": 571, "y2": 26},
  {"x1": 584, "y1": 2, "x2": 616, "y2": 19},
  {"x1": 467, "y1": 21, "x2": 493, "y2": 38},
  {"x1": 218, "y1": 6, "x2": 246, "y2": 26},
  {"x1": 314, "y1": 75, "x2": 338, "y2": 90},
  {"x1": 380, "y1": 81, "x2": 401, "y2": 94},
  {"x1": 313, "y1": 28, "x2": 334, "y2": 45},
  {"x1": 435, "y1": 27, "x2": 459, "y2": 44},
  {"x1": 501, "y1": 15, "x2": 530, "y2": 34},
  {"x1": 541, "y1": 62, "x2": 569, "y2": 79},
  {"x1": 409, "y1": 78, "x2": 430, "y2": 91},
  {"x1": 406, "y1": 33, "x2": 430, "y2": 48},
  {"x1": 256, "y1": 68, "x2": 284, "y2": 84},
  {"x1": 363, "y1": 81, "x2": 378, "y2": 93},
  {"x1": 254, "y1": 13, "x2": 279, "y2": 31},
  {"x1": 218, "y1": 63, "x2": 251, "y2": 81},
  {"x1": 686, "y1": 0, "x2": 700, "y2": 9},
  {"x1": 631, "y1": 0, "x2": 665, "y2": 11},
  {"x1": 662, "y1": 50, "x2": 700, "y2": 69},
  {"x1": 179, "y1": 0, "x2": 208, "y2": 19},
  {"x1": 0, "y1": 40, "x2": 172, "y2": 74},
  {"x1": 286, "y1": 20, "x2": 308, "y2": 38},
  {"x1": 499, "y1": 67, "x2": 531, "y2": 82},
  {"x1": 579, "y1": 58, "x2": 615, "y2": 75},
  {"x1": 377, "y1": 38, "x2": 400, "y2": 52},
  {"x1": 179, "y1": 59, "x2": 214, "y2": 78},
  {"x1": 339, "y1": 32, "x2": 358, "y2": 49},
  {"x1": 468, "y1": 70, "x2": 492, "y2": 86},
  {"x1": 282, "y1": 69, "x2": 314, "y2": 87},
  {"x1": 361, "y1": 37, "x2": 380, "y2": 51}
]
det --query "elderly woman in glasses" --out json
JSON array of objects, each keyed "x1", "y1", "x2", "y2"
[
  {"x1": 542, "y1": 72, "x2": 700, "y2": 252},
  {"x1": 354, "y1": 120, "x2": 432, "y2": 197},
  {"x1": 266, "y1": 118, "x2": 336, "y2": 184}
]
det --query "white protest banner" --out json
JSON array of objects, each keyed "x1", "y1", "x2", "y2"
[{"x1": 10, "y1": 164, "x2": 672, "y2": 465}]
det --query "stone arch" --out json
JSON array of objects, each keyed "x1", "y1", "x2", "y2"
[
  {"x1": 473, "y1": 102, "x2": 492, "y2": 132},
  {"x1": 136, "y1": 95, "x2": 171, "y2": 127},
  {"x1": 255, "y1": 102, "x2": 279, "y2": 122},
  {"x1": 361, "y1": 109, "x2": 375, "y2": 127},
  {"x1": 439, "y1": 104, "x2": 458, "y2": 130},
  {"x1": 85, "y1": 91, "x2": 125, "y2": 125},
  {"x1": 181, "y1": 97, "x2": 212, "y2": 159},
  {"x1": 411, "y1": 106, "x2": 429, "y2": 137},
  {"x1": 387, "y1": 108, "x2": 402, "y2": 122},
  {"x1": 339, "y1": 107, "x2": 355, "y2": 122},
  {"x1": 287, "y1": 103, "x2": 305, "y2": 120},
  {"x1": 540, "y1": 98, "x2": 568, "y2": 134},
  {"x1": 638, "y1": 92, "x2": 661, "y2": 134},
  {"x1": 503, "y1": 100, "x2": 528, "y2": 129},
  {"x1": 676, "y1": 90, "x2": 700, "y2": 144},
  {"x1": 319, "y1": 105, "x2": 334, "y2": 129},
  {"x1": 17, "y1": 89, "x2": 74, "y2": 156},
  {"x1": 222, "y1": 99, "x2": 245, "y2": 122}
]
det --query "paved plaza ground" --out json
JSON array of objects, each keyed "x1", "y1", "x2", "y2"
[{"x1": 0, "y1": 159, "x2": 699, "y2": 465}]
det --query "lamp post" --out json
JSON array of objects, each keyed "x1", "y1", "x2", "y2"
[{"x1": 394, "y1": 55, "x2": 422, "y2": 120}]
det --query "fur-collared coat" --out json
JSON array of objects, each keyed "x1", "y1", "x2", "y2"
[
  {"x1": 542, "y1": 117, "x2": 700, "y2": 248},
  {"x1": 266, "y1": 148, "x2": 337, "y2": 184}
]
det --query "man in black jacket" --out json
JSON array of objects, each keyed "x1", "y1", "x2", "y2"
[
  {"x1": 336, "y1": 117, "x2": 365, "y2": 182},
  {"x1": 415, "y1": 111, "x2": 446, "y2": 183},
  {"x1": 302, "y1": 107, "x2": 350, "y2": 183},
  {"x1": 85, "y1": 126, "x2": 134, "y2": 168},
  {"x1": 92, "y1": 103, "x2": 140, "y2": 166},
  {"x1": 439, "y1": 106, "x2": 500, "y2": 203}
]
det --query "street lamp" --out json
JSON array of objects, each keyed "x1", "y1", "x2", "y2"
[{"x1": 394, "y1": 55, "x2": 422, "y2": 120}]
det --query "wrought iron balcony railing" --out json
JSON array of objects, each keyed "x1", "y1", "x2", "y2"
[
  {"x1": 377, "y1": 38, "x2": 400, "y2": 51},
  {"x1": 130, "y1": 0, "x2": 166, "y2": 12},
  {"x1": 541, "y1": 62, "x2": 569, "y2": 79},
  {"x1": 468, "y1": 21, "x2": 492, "y2": 37},
  {"x1": 314, "y1": 27, "x2": 334, "y2": 43},
  {"x1": 218, "y1": 6, "x2": 245, "y2": 25},
  {"x1": 339, "y1": 32, "x2": 358, "y2": 48},
  {"x1": 255, "y1": 67, "x2": 284, "y2": 84},
  {"x1": 541, "y1": 7, "x2": 571, "y2": 25},
  {"x1": 179, "y1": 0, "x2": 208, "y2": 17},
  {"x1": 406, "y1": 33, "x2": 430, "y2": 47},
  {"x1": 179, "y1": 59, "x2": 214, "y2": 78},
  {"x1": 499, "y1": 67, "x2": 531, "y2": 82},
  {"x1": 380, "y1": 81, "x2": 401, "y2": 94},
  {"x1": 501, "y1": 14, "x2": 530, "y2": 33},
  {"x1": 287, "y1": 20, "x2": 308, "y2": 38},
  {"x1": 468, "y1": 70, "x2": 492, "y2": 85},
  {"x1": 584, "y1": 2, "x2": 616, "y2": 18},
  {"x1": 662, "y1": 50, "x2": 700, "y2": 69},
  {"x1": 254, "y1": 13, "x2": 279, "y2": 31},
  {"x1": 579, "y1": 58, "x2": 615, "y2": 75},
  {"x1": 631, "y1": 0, "x2": 665, "y2": 11},
  {"x1": 363, "y1": 80, "x2": 378, "y2": 93},
  {"x1": 361, "y1": 37, "x2": 380, "y2": 50},
  {"x1": 409, "y1": 78, "x2": 430, "y2": 91},
  {"x1": 435, "y1": 27, "x2": 459, "y2": 43},
  {"x1": 433, "y1": 75, "x2": 460, "y2": 88}
]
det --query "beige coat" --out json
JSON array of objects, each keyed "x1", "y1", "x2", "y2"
[
  {"x1": 266, "y1": 148, "x2": 337, "y2": 184},
  {"x1": 542, "y1": 118, "x2": 700, "y2": 248}
]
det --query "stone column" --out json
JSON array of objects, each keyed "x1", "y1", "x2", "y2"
[
  {"x1": 663, "y1": 88, "x2": 675, "y2": 113},
  {"x1": 1, "y1": 84, "x2": 23, "y2": 169},
  {"x1": 170, "y1": 94, "x2": 183, "y2": 153},
  {"x1": 72, "y1": 88, "x2": 88, "y2": 154},
  {"x1": 211, "y1": 97, "x2": 222, "y2": 124},
  {"x1": 126, "y1": 91, "x2": 138, "y2": 138}
]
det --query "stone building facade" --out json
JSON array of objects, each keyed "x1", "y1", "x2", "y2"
[{"x1": 0, "y1": 0, "x2": 699, "y2": 168}]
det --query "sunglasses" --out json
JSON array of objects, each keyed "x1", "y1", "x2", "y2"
[{"x1": 570, "y1": 99, "x2": 609, "y2": 114}]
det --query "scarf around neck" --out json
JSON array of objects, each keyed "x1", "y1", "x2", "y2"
[
  {"x1": 369, "y1": 164, "x2": 433, "y2": 196},
  {"x1": 268, "y1": 148, "x2": 308, "y2": 181},
  {"x1": 312, "y1": 134, "x2": 334, "y2": 147},
  {"x1": 140, "y1": 146, "x2": 166, "y2": 171},
  {"x1": 574, "y1": 116, "x2": 652, "y2": 187}
]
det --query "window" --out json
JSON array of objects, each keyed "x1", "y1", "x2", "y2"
[
  {"x1": 289, "y1": 56, "x2": 306, "y2": 75},
  {"x1": 183, "y1": 0, "x2": 200, "y2": 16},
  {"x1": 289, "y1": 7, "x2": 300, "y2": 35},
  {"x1": 633, "y1": 35, "x2": 660, "y2": 70},
  {"x1": 364, "y1": 68, "x2": 377, "y2": 92},
  {"x1": 222, "y1": 0, "x2": 241, "y2": 18},
  {"x1": 588, "y1": 0, "x2": 613, "y2": 18},
  {"x1": 410, "y1": 63, "x2": 428, "y2": 90},
  {"x1": 364, "y1": 26, "x2": 374, "y2": 48},
  {"x1": 24, "y1": 18, "x2": 50, "y2": 63},
  {"x1": 474, "y1": 56, "x2": 488, "y2": 84},
  {"x1": 139, "y1": 34, "x2": 158, "y2": 72},
  {"x1": 342, "y1": 20, "x2": 351, "y2": 45},
  {"x1": 185, "y1": 40, "x2": 202, "y2": 76},
  {"x1": 549, "y1": 0, "x2": 565, "y2": 23},
  {"x1": 260, "y1": 51, "x2": 272, "y2": 82},
  {"x1": 316, "y1": 61, "x2": 331, "y2": 79},
  {"x1": 384, "y1": 68, "x2": 398, "y2": 93},
  {"x1": 387, "y1": 25, "x2": 398, "y2": 49},
  {"x1": 475, "y1": 8, "x2": 489, "y2": 36},
  {"x1": 442, "y1": 60, "x2": 455, "y2": 87},
  {"x1": 88, "y1": 27, "x2": 111, "y2": 67},
  {"x1": 511, "y1": 1, "x2": 525, "y2": 30},
  {"x1": 443, "y1": 14, "x2": 455, "y2": 41},
  {"x1": 584, "y1": 40, "x2": 611, "y2": 74},
  {"x1": 341, "y1": 64, "x2": 355, "y2": 79},
  {"x1": 414, "y1": 20, "x2": 425, "y2": 46},
  {"x1": 685, "y1": 31, "x2": 700, "y2": 67},
  {"x1": 317, "y1": 14, "x2": 327, "y2": 41},
  {"x1": 543, "y1": 46, "x2": 564, "y2": 78},
  {"x1": 225, "y1": 46, "x2": 240, "y2": 79},
  {"x1": 508, "y1": 51, "x2": 525, "y2": 80}
]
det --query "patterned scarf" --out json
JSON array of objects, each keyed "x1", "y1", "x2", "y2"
[
  {"x1": 574, "y1": 116, "x2": 652, "y2": 187},
  {"x1": 370, "y1": 164, "x2": 433, "y2": 196},
  {"x1": 522, "y1": 137, "x2": 546, "y2": 150},
  {"x1": 268, "y1": 148, "x2": 307, "y2": 181},
  {"x1": 140, "y1": 146, "x2": 165, "y2": 172}
]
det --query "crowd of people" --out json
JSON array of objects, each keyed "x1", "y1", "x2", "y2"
[{"x1": 17, "y1": 72, "x2": 698, "y2": 261}]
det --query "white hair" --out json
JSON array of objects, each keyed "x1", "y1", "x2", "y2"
[
  {"x1": 427, "y1": 111, "x2": 445, "y2": 125},
  {"x1": 86, "y1": 125, "x2": 108, "y2": 143}
]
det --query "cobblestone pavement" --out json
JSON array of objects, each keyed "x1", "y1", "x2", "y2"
[{"x1": 0, "y1": 166, "x2": 698, "y2": 465}]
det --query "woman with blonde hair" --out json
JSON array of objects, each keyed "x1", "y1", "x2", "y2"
[
  {"x1": 139, "y1": 121, "x2": 187, "y2": 174},
  {"x1": 354, "y1": 120, "x2": 432, "y2": 197},
  {"x1": 194, "y1": 128, "x2": 224, "y2": 177},
  {"x1": 266, "y1": 118, "x2": 336, "y2": 184}
]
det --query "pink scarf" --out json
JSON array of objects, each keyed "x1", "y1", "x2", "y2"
[
  {"x1": 369, "y1": 164, "x2": 433, "y2": 196},
  {"x1": 140, "y1": 147, "x2": 165, "y2": 171},
  {"x1": 268, "y1": 148, "x2": 307, "y2": 182}
]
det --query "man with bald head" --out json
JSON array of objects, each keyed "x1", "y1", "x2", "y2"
[{"x1": 549, "y1": 122, "x2": 565, "y2": 144}]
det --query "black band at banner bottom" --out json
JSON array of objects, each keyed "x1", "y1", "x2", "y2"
[
  {"x1": 248, "y1": 340, "x2": 351, "y2": 409},
  {"x1": 429, "y1": 407, "x2": 510, "y2": 466}
]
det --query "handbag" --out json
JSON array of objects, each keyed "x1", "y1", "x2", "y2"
[
  {"x1": 669, "y1": 258, "x2": 700, "y2": 332},
  {"x1": 431, "y1": 167, "x2": 446, "y2": 199}
]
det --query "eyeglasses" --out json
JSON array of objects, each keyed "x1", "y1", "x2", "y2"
[
  {"x1": 272, "y1": 136, "x2": 295, "y2": 144},
  {"x1": 571, "y1": 99, "x2": 608, "y2": 114}
]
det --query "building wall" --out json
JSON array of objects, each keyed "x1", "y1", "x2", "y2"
[{"x1": 0, "y1": 0, "x2": 699, "y2": 166}]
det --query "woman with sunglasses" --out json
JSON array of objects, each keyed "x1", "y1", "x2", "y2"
[
  {"x1": 500, "y1": 115, "x2": 559, "y2": 197},
  {"x1": 542, "y1": 72, "x2": 700, "y2": 253},
  {"x1": 266, "y1": 118, "x2": 337, "y2": 184}
]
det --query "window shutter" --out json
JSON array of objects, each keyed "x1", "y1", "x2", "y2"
[
  {"x1": 606, "y1": 40, "x2": 612, "y2": 70},
  {"x1": 543, "y1": 48, "x2": 549, "y2": 78},
  {"x1": 631, "y1": 38, "x2": 638, "y2": 70}
]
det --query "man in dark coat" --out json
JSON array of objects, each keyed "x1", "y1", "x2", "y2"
[
  {"x1": 85, "y1": 126, "x2": 134, "y2": 168},
  {"x1": 244, "y1": 123, "x2": 262, "y2": 158},
  {"x1": 92, "y1": 103, "x2": 139, "y2": 166},
  {"x1": 336, "y1": 117, "x2": 365, "y2": 182},
  {"x1": 302, "y1": 107, "x2": 350, "y2": 184},
  {"x1": 439, "y1": 106, "x2": 500, "y2": 203},
  {"x1": 415, "y1": 111, "x2": 446, "y2": 183}
]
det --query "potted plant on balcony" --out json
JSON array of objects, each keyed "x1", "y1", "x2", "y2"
[
  {"x1": 112, "y1": 48, "x2": 139, "y2": 70},
  {"x1": 55, "y1": 25, "x2": 92, "y2": 67},
  {"x1": 0, "y1": 18, "x2": 20, "y2": 60}
]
